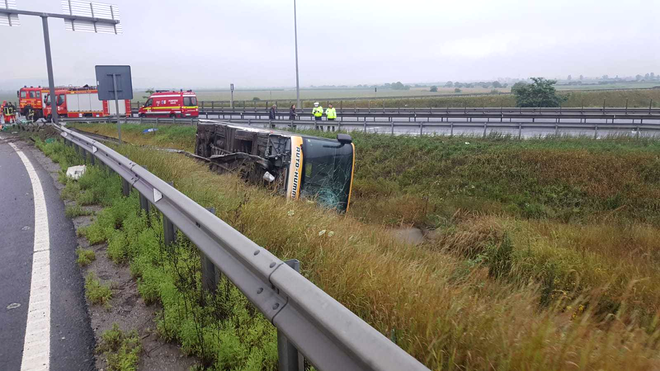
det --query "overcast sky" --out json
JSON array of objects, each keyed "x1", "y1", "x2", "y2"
[{"x1": 0, "y1": 0, "x2": 658, "y2": 89}]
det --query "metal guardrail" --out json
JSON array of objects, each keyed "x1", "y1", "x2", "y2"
[
  {"x1": 53, "y1": 124, "x2": 429, "y2": 371},
  {"x1": 61, "y1": 116, "x2": 660, "y2": 139}
]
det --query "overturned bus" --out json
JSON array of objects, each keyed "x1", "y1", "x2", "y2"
[{"x1": 195, "y1": 121, "x2": 355, "y2": 212}]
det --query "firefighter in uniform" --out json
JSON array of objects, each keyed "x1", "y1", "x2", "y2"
[
  {"x1": 2, "y1": 101, "x2": 12, "y2": 124},
  {"x1": 312, "y1": 102, "x2": 323, "y2": 129},
  {"x1": 325, "y1": 103, "x2": 337, "y2": 132}
]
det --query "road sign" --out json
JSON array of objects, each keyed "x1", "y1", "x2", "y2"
[
  {"x1": 62, "y1": 0, "x2": 121, "y2": 34},
  {"x1": 0, "y1": 1, "x2": 121, "y2": 124},
  {"x1": 95, "y1": 65, "x2": 133, "y2": 100},
  {"x1": 96, "y1": 65, "x2": 132, "y2": 143},
  {"x1": 0, "y1": 0, "x2": 19, "y2": 27}
]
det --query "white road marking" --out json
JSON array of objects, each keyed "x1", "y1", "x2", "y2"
[{"x1": 9, "y1": 142, "x2": 51, "y2": 371}]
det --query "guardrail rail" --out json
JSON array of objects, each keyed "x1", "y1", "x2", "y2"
[{"x1": 53, "y1": 124, "x2": 429, "y2": 371}]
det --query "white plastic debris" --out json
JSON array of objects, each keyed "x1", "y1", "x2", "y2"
[
  {"x1": 263, "y1": 171, "x2": 275, "y2": 183},
  {"x1": 66, "y1": 165, "x2": 87, "y2": 180}
]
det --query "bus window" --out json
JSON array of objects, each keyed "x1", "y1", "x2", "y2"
[{"x1": 300, "y1": 138, "x2": 354, "y2": 211}]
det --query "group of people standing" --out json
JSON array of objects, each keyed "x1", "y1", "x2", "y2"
[
  {"x1": 1, "y1": 101, "x2": 17, "y2": 124},
  {"x1": 267, "y1": 102, "x2": 338, "y2": 121}
]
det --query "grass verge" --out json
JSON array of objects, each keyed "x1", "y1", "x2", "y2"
[{"x1": 37, "y1": 135, "x2": 660, "y2": 370}]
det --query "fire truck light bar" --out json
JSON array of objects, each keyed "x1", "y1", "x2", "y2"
[
  {"x1": 61, "y1": 0, "x2": 121, "y2": 34},
  {"x1": 0, "y1": 0, "x2": 20, "y2": 27}
]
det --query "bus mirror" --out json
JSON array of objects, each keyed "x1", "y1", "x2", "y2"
[{"x1": 336, "y1": 134, "x2": 352, "y2": 145}]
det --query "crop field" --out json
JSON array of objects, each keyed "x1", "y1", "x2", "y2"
[{"x1": 64, "y1": 122, "x2": 660, "y2": 370}]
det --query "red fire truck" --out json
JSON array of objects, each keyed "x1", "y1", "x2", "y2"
[
  {"x1": 43, "y1": 86, "x2": 131, "y2": 121},
  {"x1": 138, "y1": 90, "x2": 199, "y2": 118},
  {"x1": 17, "y1": 86, "x2": 48, "y2": 119}
]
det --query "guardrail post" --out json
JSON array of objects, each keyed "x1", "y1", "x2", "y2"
[
  {"x1": 391, "y1": 120, "x2": 394, "y2": 135},
  {"x1": 363, "y1": 117, "x2": 367, "y2": 133},
  {"x1": 139, "y1": 193, "x2": 150, "y2": 213},
  {"x1": 201, "y1": 207, "x2": 219, "y2": 292},
  {"x1": 555, "y1": 124, "x2": 559, "y2": 136},
  {"x1": 419, "y1": 122, "x2": 423, "y2": 136},
  {"x1": 278, "y1": 259, "x2": 304, "y2": 371},
  {"x1": 483, "y1": 123, "x2": 487, "y2": 138},
  {"x1": 518, "y1": 123, "x2": 522, "y2": 139},
  {"x1": 594, "y1": 125, "x2": 598, "y2": 139},
  {"x1": 122, "y1": 179, "x2": 130, "y2": 197},
  {"x1": 450, "y1": 122, "x2": 453, "y2": 137}
]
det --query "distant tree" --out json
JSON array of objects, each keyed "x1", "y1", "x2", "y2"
[
  {"x1": 444, "y1": 81, "x2": 453, "y2": 88},
  {"x1": 636, "y1": 74, "x2": 643, "y2": 81},
  {"x1": 567, "y1": 75, "x2": 572, "y2": 81},
  {"x1": 490, "y1": 89, "x2": 499, "y2": 94},
  {"x1": 579, "y1": 75, "x2": 584, "y2": 80},
  {"x1": 513, "y1": 77, "x2": 566, "y2": 107},
  {"x1": 142, "y1": 88, "x2": 155, "y2": 100},
  {"x1": 481, "y1": 83, "x2": 490, "y2": 89},
  {"x1": 454, "y1": 88, "x2": 462, "y2": 93},
  {"x1": 651, "y1": 72, "x2": 656, "y2": 79},
  {"x1": 454, "y1": 82, "x2": 463, "y2": 88},
  {"x1": 390, "y1": 81, "x2": 410, "y2": 90},
  {"x1": 465, "y1": 83, "x2": 475, "y2": 88},
  {"x1": 492, "y1": 81, "x2": 502, "y2": 88},
  {"x1": 430, "y1": 86, "x2": 438, "y2": 92},
  {"x1": 602, "y1": 75, "x2": 609, "y2": 80},
  {"x1": 511, "y1": 81, "x2": 528, "y2": 94},
  {"x1": 252, "y1": 97, "x2": 261, "y2": 101},
  {"x1": 502, "y1": 83, "x2": 509, "y2": 88},
  {"x1": 645, "y1": 73, "x2": 651, "y2": 80}
]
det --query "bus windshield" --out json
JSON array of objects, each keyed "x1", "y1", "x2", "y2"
[{"x1": 300, "y1": 137, "x2": 354, "y2": 212}]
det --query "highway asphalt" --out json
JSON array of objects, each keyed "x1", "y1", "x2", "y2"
[{"x1": 0, "y1": 135, "x2": 95, "y2": 371}]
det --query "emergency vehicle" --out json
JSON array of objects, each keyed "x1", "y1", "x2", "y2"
[
  {"x1": 138, "y1": 90, "x2": 199, "y2": 118},
  {"x1": 17, "y1": 86, "x2": 48, "y2": 119},
  {"x1": 43, "y1": 86, "x2": 131, "y2": 121}
]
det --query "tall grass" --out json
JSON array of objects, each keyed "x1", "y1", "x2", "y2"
[{"x1": 40, "y1": 137, "x2": 660, "y2": 370}]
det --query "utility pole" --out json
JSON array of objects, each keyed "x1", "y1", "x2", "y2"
[{"x1": 293, "y1": 0, "x2": 301, "y2": 112}]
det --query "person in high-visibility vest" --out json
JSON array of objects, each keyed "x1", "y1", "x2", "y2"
[
  {"x1": 312, "y1": 102, "x2": 323, "y2": 122},
  {"x1": 325, "y1": 103, "x2": 337, "y2": 132}
]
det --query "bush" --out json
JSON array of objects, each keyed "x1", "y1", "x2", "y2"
[
  {"x1": 76, "y1": 247, "x2": 96, "y2": 267},
  {"x1": 97, "y1": 324, "x2": 142, "y2": 371},
  {"x1": 85, "y1": 272, "x2": 112, "y2": 307}
]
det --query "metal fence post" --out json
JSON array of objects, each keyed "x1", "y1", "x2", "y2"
[
  {"x1": 419, "y1": 122, "x2": 423, "y2": 136},
  {"x1": 139, "y1": 193, "x2": 150, "y2": 213},
  {"x1": 201, "y1": 207, "x2": 219, "y2": 292},
  {"x1": 122, "y1": 179, "x2": 130, "y2": 197},
  {"x1": 518, "y1": 123, "x2": 522, "y2": 139},
  {"x1": 450, "y1": 122, "x2": 453, "y2": 137},
  {"x1": 278, "y1": 259, "x2": 304, "y2": 371},
  {"x1": 483, "y1": 122, "x2": 487, "y2": 138}
]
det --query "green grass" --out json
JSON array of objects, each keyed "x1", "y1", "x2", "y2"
[
  {"x1": 85, "y1": 272, "x2": 112, "y2": 308},
  {"x1": 37, "y1": 135, "x2": 660, "y2": 370},
  {"x1": 76, "y1": 247, "x2": 96, "y2": 267},
  {"x1": 65, "y1": 204, "x2": 93, "y2": 218},
  {"x1": 97, "y1": 324, "x2": 142, "y2": 371}
]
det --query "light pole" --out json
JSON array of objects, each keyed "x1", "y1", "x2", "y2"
[{"x1": 293, "y1": 0, "x2": 301, "y2": 113}]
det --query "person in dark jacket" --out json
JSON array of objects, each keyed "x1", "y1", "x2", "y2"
[
  {"x1": 268, "y1": 104, "x2": 277, "y2": 120},
  {"x1": 289, "y1": 104, "x2": 297, "y2": 120}
]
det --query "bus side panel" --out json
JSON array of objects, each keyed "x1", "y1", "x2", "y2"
[{"x1": 286, "y1": 136, "x2": 303, "y2": 200}]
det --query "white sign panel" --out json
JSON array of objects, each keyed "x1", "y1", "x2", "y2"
[
  {"x1": 61, "y1": 0, "x2": 121, "y2": 34},
  {"x1": 0, "y1": 0, "x2": 20, "y2": 27}
]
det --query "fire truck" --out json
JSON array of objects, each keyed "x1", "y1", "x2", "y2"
[
  {"x1": 138, "y1": 90, "x2": 199, "y2": 118},
  {"x1": 43, "y1": 86, "x2": 131, "y2": 121},
  {"x1": 17, "y1": 86, "x2": 48, "y2": 119}
]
